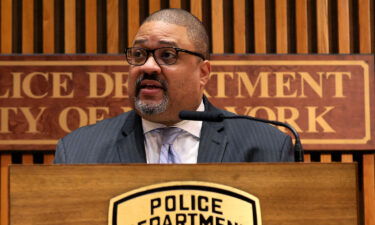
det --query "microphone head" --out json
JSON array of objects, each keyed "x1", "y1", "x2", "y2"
[{"x1": 179, "y1": 111, "x2": 224, "y2": 122}]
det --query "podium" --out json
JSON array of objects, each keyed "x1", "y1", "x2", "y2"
[{"x1": 9, "y1": 163, "x2": 358, "y2": 225}]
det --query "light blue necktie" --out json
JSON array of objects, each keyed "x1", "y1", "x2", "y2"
[{"x1": 159, "y1": 127, "x2": 182, "y2": 164}]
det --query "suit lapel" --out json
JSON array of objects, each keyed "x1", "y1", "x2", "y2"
[
  {"x1": 197, "y1": 121, "x2": 228, "y2": 162},
  {"x1": 197, "y1": 98, "x2": 228, "y2": 163},
  {"x1": 114, "y1": 98, "x2": 228, "y2": 163},
  {"x1": 115, "y1": 111, "x2": 147, "y2": 163}
]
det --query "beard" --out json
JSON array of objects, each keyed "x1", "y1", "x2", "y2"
[{"x1": 134, "y1": 73, "x2": 169, "y2": 115}]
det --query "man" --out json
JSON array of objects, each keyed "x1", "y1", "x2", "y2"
[{"x1": 54, "y1": 8, "x2": 293, "y2": 164}]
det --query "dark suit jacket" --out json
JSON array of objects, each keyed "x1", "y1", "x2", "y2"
[{"x1": 54, "y1": 99, "x2": 294, "y2": 163}]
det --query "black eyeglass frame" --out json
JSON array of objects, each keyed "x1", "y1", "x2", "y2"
[{"x1": 125, "y1": 46, "x2": 206, "y2": 66}]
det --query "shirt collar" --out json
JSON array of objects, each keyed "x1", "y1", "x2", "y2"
[{"x1": 142, "y1": 100, "x2": 204, "y2": 138}]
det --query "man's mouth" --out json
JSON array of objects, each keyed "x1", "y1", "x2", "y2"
[
  {"x1": 140, "y1": 80, "x2": 165, "y2": 90},
  {"x1": 141, "y1": 84, "x2": 162, "y2": 89},
  {"x1": 135, "y1": 74, "x2": 168, "y2": 97},
  {"x1": 136, "y1": 79, "x2": 167, "y2": 97}
]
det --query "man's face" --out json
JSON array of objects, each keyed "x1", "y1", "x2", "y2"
[{"x1": 128, "y1": 21, "x2": 210, "y2": 125}]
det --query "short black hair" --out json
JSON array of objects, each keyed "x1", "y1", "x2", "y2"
[{"x1": 142, "y1": 8, "x2": 209, "y2": 60}]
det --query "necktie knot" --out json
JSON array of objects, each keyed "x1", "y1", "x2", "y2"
[
  {"x1": 157, "y1": 127, "x2": 182, "y2": 164},
  {"x1": 161, "y1": 127, "x2": 182, "y2": 145}
]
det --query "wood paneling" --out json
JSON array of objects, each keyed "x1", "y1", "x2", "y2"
[
  {"x1": 22, "y1": 154, "x2": 33, "y2": 164},
  {"x1": 149, "y1": 0, "x2": 160, "y2": 14},
  {"x1": 233, "y1": 0, "x2": 246, "y2": 53},
  {"x1": 22, "y1": 0, "x2": 34, "y2": 53},
  {"x1": 43, "y1": 0, "x2": 55, "y2": 53},
  {"x1": 43, "y1": 153, "x2": 55, "y2": 165},
  {"x1": 341, "y1": 154, "x2": 354, "y2": 162},
  {"x1": 107, "y1": 0, "x2": 119, "y2": 53},
  {"x1": 211, "y1": 0, "x2": 224, "y2": 53},
  {"x1": 276, "y1": 0, "x2": 288, "y2": 53},
  {"x1": 316, "y1": 0, "x2": 330, "y2": 53},
  {"x1": 0, "y1": 154, "x2": 11, "y2": 225},
  {"x1": 0, "y1": 0, "x2": 372, "y2": 55},
  {"x1": 64, "y1": 0, "x2": 76, "y2": 53},
  {"x1": 304, "y1": 153, "x2": 311, "y2": 162},
  {"x1": 338, "y1": 0, "x2": 351, "y2": 53},
  {"x1": 85, "y1": 0, "x2": 97, "y2": 53},
  {"x1": 363, "y1": 154, "x2": 375, "y2": 225},
  {"x1": 190, "y1": 0, "x2": 202, "y2": 20},
  {"x1": 320, "y1": 153, "x2": 332, "y2": 162},
  {"x1": 127, "y1": 0, "x2": 140, "y2": 46},
  {"x1": 1, "y1": 0, "x2": 12, "y2": 53},
  {"x1": 169, "y1": 0, "x2": 181, "y2": 9},
  {"x1": 295, "y1": 0, "x2": 308, "y2": 53},
  {"x1": 253, "y1": 0, "x2": 267, "y2": 53},
  {"x1": 358, "y1": 0, "x2": 372, "y2": 53}
]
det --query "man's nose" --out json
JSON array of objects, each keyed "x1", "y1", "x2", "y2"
[{"x1": 140, "y1": 54, "x2": 161, "y2": 74}]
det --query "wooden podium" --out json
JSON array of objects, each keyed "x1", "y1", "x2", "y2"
[{"x1": 9, "y1": 163, "x2": 358, "y2": 225}]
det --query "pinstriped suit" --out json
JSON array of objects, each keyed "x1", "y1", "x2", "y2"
[{"x1": 54, "y1": 99, "x2": 294, "y2": 163}]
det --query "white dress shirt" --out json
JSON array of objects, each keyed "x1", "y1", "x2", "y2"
[{"x1": 142, "y1": 101, "x2": 204, "y2": 163}]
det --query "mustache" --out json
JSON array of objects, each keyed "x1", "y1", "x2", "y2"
[{"x1": 135, "y1": 73, "x2": 168, "y2": 95}]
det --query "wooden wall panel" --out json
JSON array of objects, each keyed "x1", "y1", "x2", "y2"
[
  {"x1": 233, "y1": 0, "x2": 246, "y2": 53},
  {"x1": 149, "y1": 0, "x2": 160, "y2": 14},
  {"x1": 190, "y1": 0, "x2": 202, "y2": 20},
  {"x1": 0, "y1": 0, "x2": 372, "y2": 55},
  {"x1": 22, "y1": 154, "x2": 33, "y2": 164},
  {"x1": 363, "y1": 154, "x2": 375, "y2": 225},
  {"x1": 211, "y1": 0, "x2": 224, "y2": 53},
  {"x1": 295, "y1": 0, "x2": 308, "y2": 53},
  {"x1": 0, "y1": 154, "x2": 11, "y2": 225},
  {"x1": 276, "y1": 0, "x2": 288, "y2": 53},
  {"x1": 85, "y1": 0, "x2": 97, "y2": 53},
  {"x1": 128, "y1": 0, "x2": 140, "y2": 46},
  {"x1": 43, "y1": 153, "x2": 55, "y2": 164},
  {"x1": 169, "y1": 0, "x2": 181, "y2": 9},
  {"x1": 316, "y1": 0, "x2": 330, "y2": 53},
  {"x1": 320, "y1": 154, "x2": 332, "y2": 163},
  {"x1": 1, "y1": 0, "x2": 12, "y2": 53},
  {"x1": 338, "y1": 0, "x2": 351, "y2": 53},
  {"x1": 22, "y1": 0, "x2": 34, "y2": 53},
  {"x1": 107, "y1": 0, "x2": 119, "y2": 53},
  {"x1": 341, "y1": 154, "x2": 354, "y2": 162},
  {"x1": 358, "y1": 0, "x2": 372, "y2": 53},
  {"x1": 43, "y1": 0, "x2": 55, "y2": 53},
  {"x1": 253, "y1": 0, "x2": 267, "y2": 53},
  {"x1": 64, "y1": 0, "x2": 76, "y2": 53}
]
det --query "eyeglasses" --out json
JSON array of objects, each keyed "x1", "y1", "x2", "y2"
[{"x1": 125, "y1": 47, "x2": 205, "y2": 66}]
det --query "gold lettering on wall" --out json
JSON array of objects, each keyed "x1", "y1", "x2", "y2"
[
  {"x1": 209, "y1": 72, "x2": 234, "y2": 98},
  {"x1": 0, "y1": 73, "x2": 22, "y2": 98},
  {"x1": 113, "y1": 72, "x2": 129, "y2": 98},
  {"x1": 59, "y1": 107, "x2": 88, "y2": 132},
  {"x1": 51, "y1": 72, "x2": 74, "y2": 98},
  {"x1": 22, "y1": 72, "x2": 49, "y2": 99},
  {"x1": 19, "y1": 107, "x2": 46, "y2": 133},
  {"x1": 0, "y1": 56, "x2": 372, "y2": 150},
  {"x1": 236, "y1": 72, "x2": 270, "y2": 98},
  {"x1": 325, "y1": 72, "x2": 351, "y2": 98},
  {"x1": 299, "y1": 72, "x2": 324, "y2": 98},
  {"x1": 275, "y1": 72, "x2": 298, "y2": 98},
  {"x1": 88, "y1": 107, "x2": 110, "y2": 124},
  {"x1": 306, "y1": 106, "x2": 335, "y2": 133},
  {"x1": 276, "y1": 106, "x2": 302, "y2": 132},
  {"x1": 88, "y1": 72, "x2": 115, "y2": 98},
  {"x1": 0, "y1": 107, "x2": 18, "y2": 133}
]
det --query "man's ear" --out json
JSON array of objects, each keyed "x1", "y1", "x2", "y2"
[{"x1": 199, "y1": 60, "x2": 211, "y2": 88}]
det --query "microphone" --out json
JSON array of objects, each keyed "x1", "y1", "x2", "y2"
[{"x1": 179, "y1": 110, "x2": 304, "y2": 162}]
